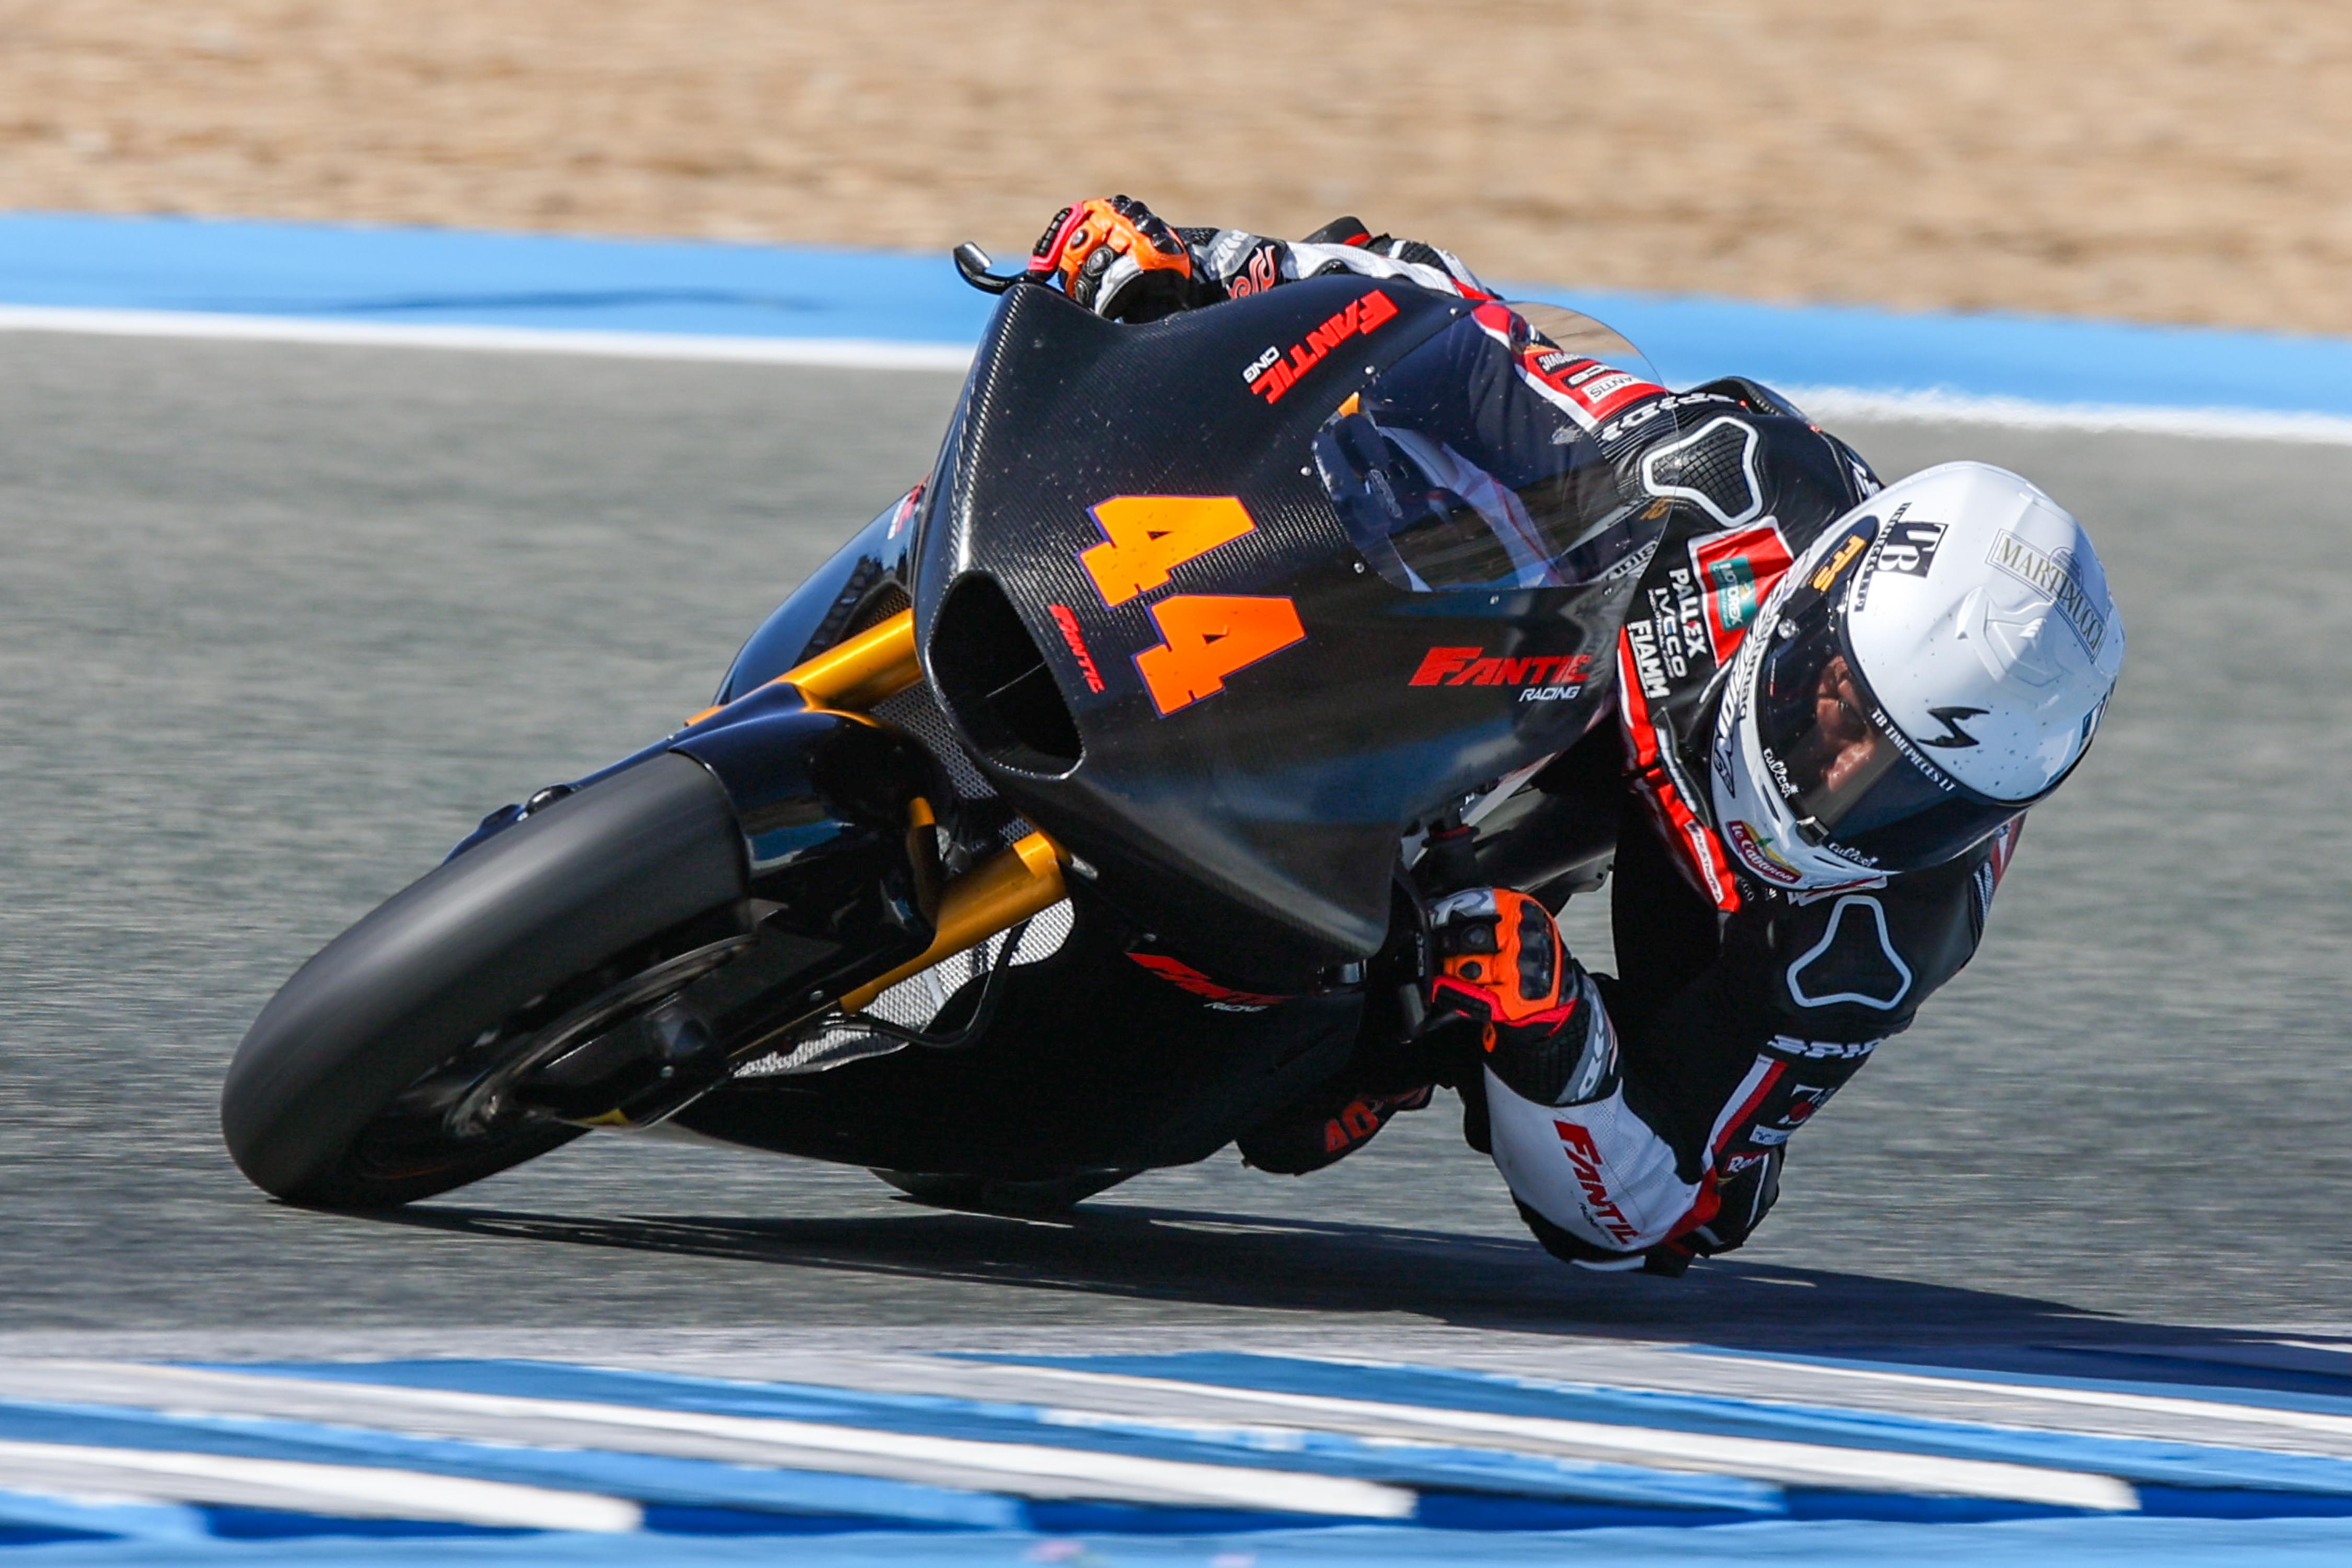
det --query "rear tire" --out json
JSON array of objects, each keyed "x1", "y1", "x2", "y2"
[{"x1": 221, "y1": 754, "x2": 747, "y2": 1208}]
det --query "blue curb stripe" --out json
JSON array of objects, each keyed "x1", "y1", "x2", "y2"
[
  {"x1": 12, "y1": 1517, "x2": 2352, "y2": 1566},
  {"x1": 8, "y1": 213, "x2": 2352, "y2": 418},
  {"x1": 0, "y1": 214, "x2": 990, "y2": 345}
]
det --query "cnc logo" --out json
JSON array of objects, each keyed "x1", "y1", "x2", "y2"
[
  {"x1": 1552, "y1": 1120, "x2": 1642, "y2": 1246},
  {"x1": 1243, "y1": 288, "x2": 1401, "y2": 405},
  {"x1": 1725, "y1": 820, "x2": 1805, "y2": 886},
  {"x1": 1409, "y1": 647, "x2": 1594, "y2": 700}
]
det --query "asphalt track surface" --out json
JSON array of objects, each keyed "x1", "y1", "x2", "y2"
[{"x1": 2, "y1": 333, "x2": 2346, "y2": 1359}]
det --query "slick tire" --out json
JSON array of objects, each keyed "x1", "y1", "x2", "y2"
[{"x1": 221, "y1": 754, "x2": 746, "y2": 1209}]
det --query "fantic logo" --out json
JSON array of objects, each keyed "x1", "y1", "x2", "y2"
[
  {"x1": 1046, "y1": 604, "x2": 1107, "y2": 694},
  {"x1": 1243, "y1": 288, "x2": 1400, "y2": 404},
  {"x1": 1725, "y1": 820, "x2": 1805, "y2": 885},
  {"x1": 1987, "y1": 529, "x2": 2107, "y2": 656},
  {"x1": 1125, "y1": 952, "x2": 1293, "y2": 1012},
  {"x1": 1409, "y1": 647, "x2": 1594, "y2": 700},
  {"x1": 1552, "y1": 1121, "x2": 1642, "y2": 1245}
]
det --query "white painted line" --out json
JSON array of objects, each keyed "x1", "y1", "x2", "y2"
[
  {"x1": 1737, "y1": 1358, "x2": 2352, "y2": 1443},
  {"x1": 0, "y1": 1439, "x2": 640, "y2": 1531},
  {"x1": 1790, "y1": 386, "x2": 2352, "y2": 446},
  {"x1": 0, "y1": 306, "x2": 974, "y2": 372},
  {"x1": 3, "y1": 305, "x2": 2348, "y2": 443},
  {"x1": 29, "y1": 1364, "x2": 1411, "y2": 1519},
  {"x1": 982, "y1": 1366, "x2": 2138, "y2": 1512}
]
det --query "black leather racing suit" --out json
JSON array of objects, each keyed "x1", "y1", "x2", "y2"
[{"x1": 1184, "y1": 220, "x2": 2021, "y2": 1270}]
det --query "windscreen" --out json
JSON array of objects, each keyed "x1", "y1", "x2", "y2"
[{"x1": 1311, "y1": 306, "x2": 1659, "y2": 594}]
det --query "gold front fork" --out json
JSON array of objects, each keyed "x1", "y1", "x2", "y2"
[{"x1": 708, "y1": 609, "x2": 1069, "y2": 1014}]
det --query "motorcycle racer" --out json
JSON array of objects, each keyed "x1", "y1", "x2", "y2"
[{"x1": 1032, "y1": 197, "x2": 2128, "y2": 1274}]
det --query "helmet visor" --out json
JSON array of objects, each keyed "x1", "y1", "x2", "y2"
[{"x1": 1751, "y1": 520, "x2": 2022, "y2": 873}]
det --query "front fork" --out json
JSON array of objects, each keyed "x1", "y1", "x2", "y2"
[
  {"x1": 567, "y1": 612, "x2": 1070, "y2": 1128},
  {"x1": 710, "y1": 607, "x2": 1073, "y2": 1012}
]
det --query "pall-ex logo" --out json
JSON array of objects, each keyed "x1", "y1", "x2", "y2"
[
  {"x1": 1242, "y1": 288, "x2": 1400, "y2": 405},
  {"x1": 1410, "y1": 646, "x2": 1594, "y2": 701},
  {"x1": 1987, "y1": 529, "x2": 2106, "y2": 656}
]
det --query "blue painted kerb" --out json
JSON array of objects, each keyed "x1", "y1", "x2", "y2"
[{"x1": 5, "y1": 212, "x2": 2349, "y2": 418}]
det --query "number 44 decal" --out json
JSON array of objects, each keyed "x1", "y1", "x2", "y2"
[{"x1": 1078, "y1": 496, "x2": 1306, "y2": 716}]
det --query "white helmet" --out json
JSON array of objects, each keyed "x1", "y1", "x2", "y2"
[{"x1": 1711, "y1": 462, "x2": 2125, "y2": 887}]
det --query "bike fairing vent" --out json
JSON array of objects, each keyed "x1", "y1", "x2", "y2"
[{"x1": 1750, "y1": 515, "x2": 2023, "y2": 874}]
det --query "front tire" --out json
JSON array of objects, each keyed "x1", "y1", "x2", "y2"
[{"x1": 221, "y1": 754, "x2": 746, "y2": 1207}]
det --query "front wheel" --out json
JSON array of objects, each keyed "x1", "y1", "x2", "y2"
[{"x1": 221, "y1": 754, "x2": 748, "y2": 1208}]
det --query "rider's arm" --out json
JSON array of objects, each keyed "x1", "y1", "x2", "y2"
[
  {"x1": 1030, "y1": 197, "x2": 1495, "y2": 320},
  {"x1": 1183, "y1": 218, "x2": 1498, "y2": 305},
  {"x1": 1466, "y1": 816, "x2": 2013, "y2": 1272}
]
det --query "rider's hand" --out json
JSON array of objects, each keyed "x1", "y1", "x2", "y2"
[
  {"x1": 1426, "y1": 887, "x2": 1581, "y2": 1052},
  {"x1": 1028, "y1": 195, "x2": 1203, "y2": 321}
]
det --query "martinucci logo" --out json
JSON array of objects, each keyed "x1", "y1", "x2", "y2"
[{"x1": 1987, "y1": 530, "x2": 2106, "y2": 656}]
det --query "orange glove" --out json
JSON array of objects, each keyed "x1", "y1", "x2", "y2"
[
  {"x1": 1027, "y1": 195, "x2": 1202, "y2": 320},
  {"x1": 1425, "y1": 887, "x2": 1580, "y2": 1051}
]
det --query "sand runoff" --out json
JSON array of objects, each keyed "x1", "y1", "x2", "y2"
[{"x1": 4, "y1": 1, "x2": 2349, "y2": 335}]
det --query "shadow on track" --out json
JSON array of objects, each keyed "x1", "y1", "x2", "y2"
[
  {"x1": 354, "y1": 1198, "x2": 2352, "y2": 1396},
  {"x1": 365, "y1": 1197, "x2": 2156, "y2": 1351}
]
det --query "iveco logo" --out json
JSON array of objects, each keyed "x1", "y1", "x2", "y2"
[{"x1": 1919, "y1": 705, "x2": 1990, "y2": 749}]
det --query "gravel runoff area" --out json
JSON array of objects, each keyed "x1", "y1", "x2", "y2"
[
  {"x1": 5, "y1": 1, "x2": 2352, "y2": 336},
  {"x1": 0, "y1": 333, "x2": 2346, "y2": 1339}
]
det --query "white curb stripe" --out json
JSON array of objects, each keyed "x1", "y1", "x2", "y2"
[
  {"x1": 4, "y1": 305, "x2": 2350, "y2": 444},
  {"x1": 1746, "y1": 1359, "x2": 2352, "y2": 1442},
  {"x1": 1789, "y1": 386, "x2": 2352, "y2": 446},
  {"x1": 0, "y1": 306, "x2": 973, "y2": 371},
  {"x1": 982, "y1": 1366, "x2": 2138, "y2": 1512},
  {"x1": 29, "y1": 1364, "x2": 1411, "y2": 1519},
  {"x1": 0, "y1": 1439, "x2": 640, "y2": 1532}
]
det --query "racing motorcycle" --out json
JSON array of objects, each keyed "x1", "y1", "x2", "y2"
[{"x1": 221, "y1": 251, "x2": 1673, "y2": 1215}]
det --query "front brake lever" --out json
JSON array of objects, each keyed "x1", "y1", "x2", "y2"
[{"x1": 952, "y1": 242, "x2": 1035, "y2": 295}]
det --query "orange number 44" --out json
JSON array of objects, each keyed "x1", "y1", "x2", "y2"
[
  {"x1": 1136, "y1": 595, "x2": 1307, "y2": 716},
  {"x1": 1080, "y1": 496, "x2": 1255, "y2": 607}
]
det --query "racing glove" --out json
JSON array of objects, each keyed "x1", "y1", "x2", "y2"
[
  {"x1": 1028, "y1": 195, "x2": 1208, "y2": 322},
  {"x1": 1426, "y1": 887, "x2": 1610, "y2": 1099}
]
